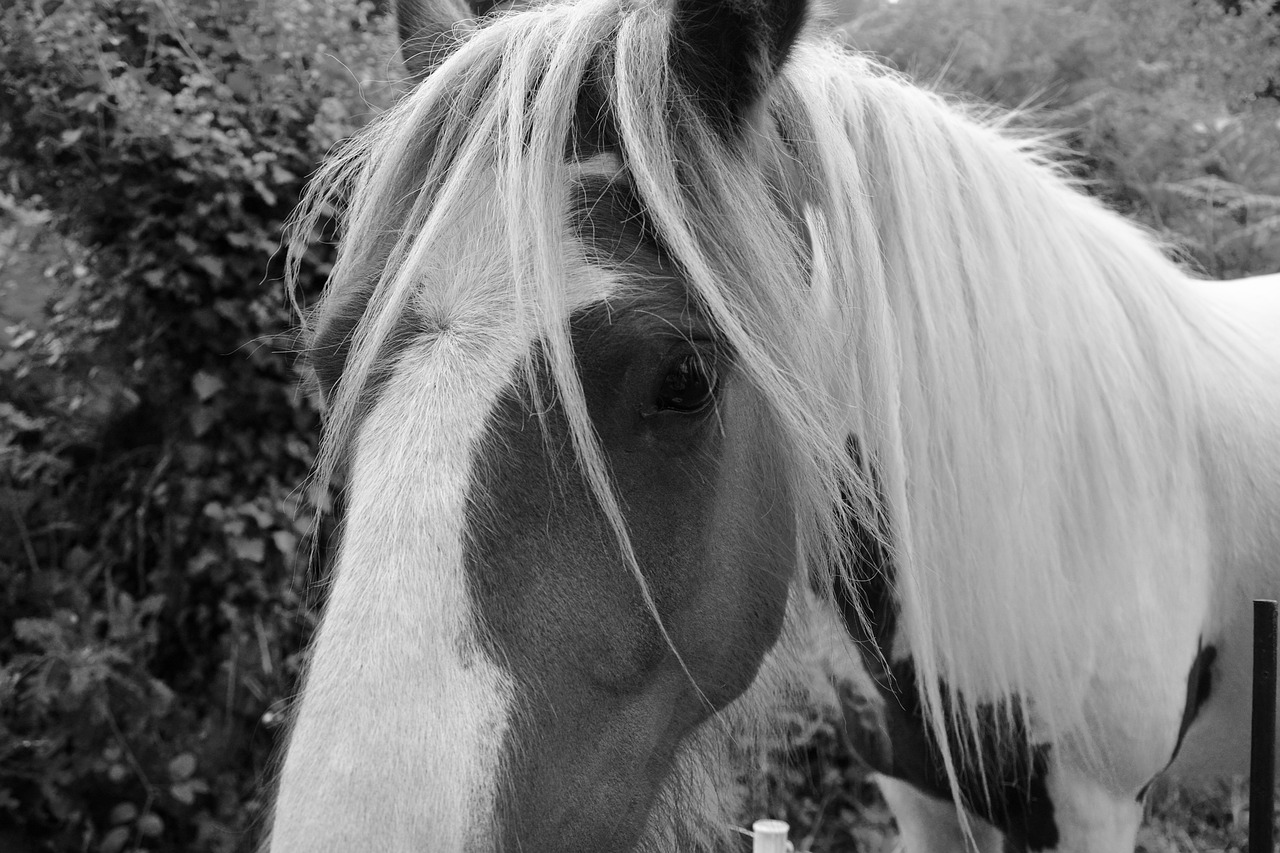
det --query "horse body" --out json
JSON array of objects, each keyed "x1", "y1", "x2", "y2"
[
  {"x1": 268, "y1": 73, "x2": 806, "y2": 849},
  {"x1": 1167, "y1": 273, "x2": 1280, "y2": 781},
  {"x1": 852, "y1": 266, "x2": 1280, "y2": 852},
  {"x1": 838, "y1": 268, "x2": 1280, "y2": 853},
  {"x1": 266, "y1": 0, "x2": 1280, "y2": 849}
]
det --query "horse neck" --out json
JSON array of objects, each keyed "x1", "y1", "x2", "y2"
[
  {"x1": 1181, "y1": 274, "x2": 1280, "y2": 598},
  {"x1": 795, "y1": 51, "x2": 1232, "y2": 750}
]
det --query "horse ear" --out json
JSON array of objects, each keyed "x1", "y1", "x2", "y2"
[
  {"x1": 396, "y1": 0, "x2": 477, "y2": 82},
  {"x1": 669, "y1": 0, "x2": 807, "y2": 137}
]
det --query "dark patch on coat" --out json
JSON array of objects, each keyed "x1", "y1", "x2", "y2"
[
  {"x1": 831, "y1": 440, "x2": 1059, "y2": 851},
  {"x1": 395, "y1": 0, "x2": 472, "y2": 81},
  {"x1": 1137, "y1": 639, "x2": 1217, "y2": 801},
  {"x1": 570, "y1": 49, "x2": 623, "y2": 159},
  {"x1": 1176, "y1": 640, "x2": 1217, "y2": 756},
  {"x1": 456, "y1": 142, "x2": 797, "y2": 850},
  {"x1": 569, "y1": 174, "x2": 666, "y2": 267},
  {"x1": 668, "y1": 0, "x2": 807, "y2": 138}
]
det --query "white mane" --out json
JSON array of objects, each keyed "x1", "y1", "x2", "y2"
[{"x1": 771, "y1": 42, "x2": 1214, "y2": 781}]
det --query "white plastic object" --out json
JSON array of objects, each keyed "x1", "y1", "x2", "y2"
[{"x1": 751, "y1": 818, "x2": 793, "y2": 853}]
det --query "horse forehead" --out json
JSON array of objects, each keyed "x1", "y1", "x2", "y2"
[
  {"x1": 414, "y1": 179, "x2": 618, "y2": 323},
  {"x1": 410, "y1": 272, "x2": 615, "y2": 336},
  {"x1": 361, "y1": 185, "x2": 626, "y2": 398}
]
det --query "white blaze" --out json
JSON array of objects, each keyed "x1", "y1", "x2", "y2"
[{"x1": 269, "y1": 334, "x2": 519, "y2": 852}]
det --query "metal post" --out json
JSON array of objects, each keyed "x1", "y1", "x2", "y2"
[{"x1": 1252, "y1": 599, "x2": 1277, "y2": 853}]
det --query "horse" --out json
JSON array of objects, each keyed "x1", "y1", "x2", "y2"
[{"x1": 264, "y1": 0, "x2": 1280, "y2": 847}]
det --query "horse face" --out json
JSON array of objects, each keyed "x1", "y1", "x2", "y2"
[
  {"x1": 267, "y1": 0, "x2": 809, "y2": 849},
  {"x1": 462, "y1": 182, "x2": 797, "y2": 851},
  {"x1": 268, "y1": 180, "x2": 796, "y2": 852}
]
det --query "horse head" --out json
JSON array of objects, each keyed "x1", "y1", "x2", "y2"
[{"x1": 266, "y1": 0, "x2": 824, "y2": 849}]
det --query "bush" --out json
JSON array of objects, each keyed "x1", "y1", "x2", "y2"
[{"x1": 0, "y1": 0, "x2": 396, "y2": 849}]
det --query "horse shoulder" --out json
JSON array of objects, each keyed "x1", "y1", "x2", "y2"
[
  {"x1": 1190, "y1": 272, "x2": 1280, "y2": 557},
  {"x1": 1167, "y1": 272, "x2": 1280, "y2": 782}
]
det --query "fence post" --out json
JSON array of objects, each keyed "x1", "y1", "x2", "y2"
[
  {"x1": 751, "y1": 819, "x2": 792, "y2": 853},
  {"x1": 1252, "y1": 599, "x2": 1277, "y2": 853}
]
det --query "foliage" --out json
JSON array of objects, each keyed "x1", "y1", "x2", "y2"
[
  {"x1": 755, "y1": 676, "x2": 897, "y2": 853},
  {"x1": 0, "y1": 0, "x2": 396, "y2": 849},
  {"x1": 1, "y1": 0, "x2": 1277, "y2": 851},
  {"x1": 841, "y1": 0, "x2": 1280, "y2": 277}
]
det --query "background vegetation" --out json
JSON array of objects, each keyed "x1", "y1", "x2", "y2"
[{"x1": 1, "y1": 0, "x2": 1277, "y2": 850}]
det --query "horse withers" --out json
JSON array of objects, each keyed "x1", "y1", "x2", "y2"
[{"x1": 264, "y1": 0, "x2": 1280, "y2": 849}]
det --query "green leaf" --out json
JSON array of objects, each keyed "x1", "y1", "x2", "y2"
[
  {"x1": 191, "y1": 371, "x2": 225, "y2": 402},
  {"x1": 109, "y1": 802, "x2": 138, "y2": 824},
  {"x1": 63, "y1": 546, "x2": 93, "y2": 573},
  {"x1": 100, "y1": 826, "x2": 130, "y2": 853},
  {"x1": 137, "y1": 812, "x2": 164, "y2": 836},
  {"x1": 189, "y1": 407, "x2": 219, "y2": 437},
  {"x1": 168, "y1": 753, "x2": 197, "y2": 781},
  {"x1": 169, "y1": 779, "x2": 207, "y2": 805},
  {"x1": 230, "y1": 537, "x2": 265, "y2": 563},
  {"x1": 272, "y1": 529, "x2": 298, "y2": 557},
  {"x1": 193, "y1": 255, "x2": 225, "y2": 279}
]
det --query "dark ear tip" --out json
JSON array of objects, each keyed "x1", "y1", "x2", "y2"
[
  {"x1": 670, "y1": 0, "x2": 808, "y2": 136},
  {"x1": 396, "y1": 0, "x2": 476, "y2": 82},
  {"x1": 770, "y1": 0, "x2": 808, "y2": 63}
]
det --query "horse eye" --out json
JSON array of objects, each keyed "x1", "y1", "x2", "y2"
[{"x1": 655, "y1": 354, "x2": 717, "y2": 413}]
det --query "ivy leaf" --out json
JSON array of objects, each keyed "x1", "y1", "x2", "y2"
[
  {"x1": 230, "y1": 537, "x2": 265, "y2": 563},
  {"x1": 138, "y1": 812, "x2": 164, "y2": 837},
  {"x1": 169, "y1": 778, "x2": 207, "y2": 805},
  {"x1": 189, "y1": 407, "x2": 219, "y2": 437},
  {"x1": 272, "y1": 529, "x2": 298, "y2": 557},
  {"x1": 99, "y1": 826, "x2": 130, "y2": 853},
  {"x1": 191, "y1": 371, "x2": 225, "y2": 402},
  {"x1": 109, "y1": 802, "x2": 138, "y2": 824},
  {"x1": 63, "y1": 546, "x2": 93, "y2": 573},
  {"x1": 168, "y1": 752, "x2": 197, "y2": 780}
]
